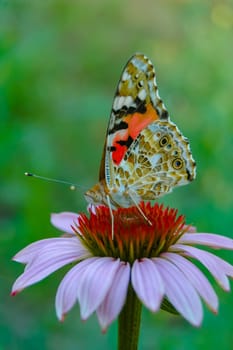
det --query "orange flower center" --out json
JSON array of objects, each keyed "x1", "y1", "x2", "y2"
[{"x1": 75, "y1": 203, "x2": 188, "y2": 263}]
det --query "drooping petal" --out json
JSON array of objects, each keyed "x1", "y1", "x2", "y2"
[
  {"x1": 161, "y1": 252, "x2": 218, "y2": 312},
  {"x1": 178, "y1": 233, "x2": 233, "y2": 250},
  {"x1": 131, "y1": 258, "x2": 164, "y2": 312},
  {"x1": 97, "y1": 261, "x2": 130, "y2": 331},
  {"x1": 154, "y1": 257, "x2": 203, "y2": 326},
  {"x1": 56, "y1": 257, "x2": 100, "y2": 320},
  {"x1": 77, "y1": 258, "x2": 122, "y2": 320},
  {"x1": 12, "y1": 238, "x2": 91, "y2": 294},
  {"x1": 51, "y1": 212, "x2": 80, "y2": 234},
  {"x1": 173, "y1": 244, "x2": 233, "y2": 291},
  {"x1": 13, "y1": 237, "x2": 89, "y2": 264}
]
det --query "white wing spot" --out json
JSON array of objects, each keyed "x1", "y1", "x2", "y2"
[
  {"x1": 138, "y1": 89, "x2": 146, "y2": 101},
  {"x1": 113, "y1": 95, "x2": 134, "y2": 110},
  {"x1": 113, "y1": 96, "x2": 125, "y2": 109},
  {"x1": 122, "y1": 71, "x2": 130, "y2": 81},
  {"x1": 124, "y1": 96, "x2": 134, "y2": 107},
  {"x1": 150, "y1": 154, "x2": 162, "y2": 167}
]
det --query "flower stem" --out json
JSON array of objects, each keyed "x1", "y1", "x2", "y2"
[{"x1": 118, "y1": 285, "x2": 142, "y2": 350}]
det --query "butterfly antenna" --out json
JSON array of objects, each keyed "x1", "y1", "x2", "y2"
[{"x1": 24, "y1": 172, "x2": 86, "y2": 191}]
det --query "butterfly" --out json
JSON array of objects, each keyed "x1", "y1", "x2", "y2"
[{"x1": 85, "y1": 53, "x2": 196, "y2": 214}]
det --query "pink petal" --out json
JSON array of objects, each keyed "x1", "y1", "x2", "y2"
[
  {"x1": 13, "y1": 237, "x2": 88, "y2": 264},
  {"x1": 97, "y1": 261, "x2": 130, "y2": 331},
  {"x1": 56, "y1": 257, "x2": 100, "y2": 320},
  {"x1": 154, "y1": 257, "x2": 203, "y2": 326},
  {"x1": 161, "y1": 252, "x2": 218, "y2": 312},
  {"x1": 12, "y1": 238, "x2": 90, "y2": 294},
  {"x1": 173, "y1": 244, "x2": 233, "y2": 291},
  {"x1": 13, "y1": 238, "x2": 64, "y2": 263},
  {"x1": 77, "y1": 258, "x2": 122, "y2": 320},
  {"x1": 51, "y1": 212, "x2": 80, "y2": 234},
  {"x1": 178, "y1": 233, "x2": 233, "y2": 250},
  {"x1": 131, "y1": 259, "x2": 164, "y2": 312}
]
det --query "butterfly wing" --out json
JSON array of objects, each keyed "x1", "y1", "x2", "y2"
[
  {"x1": 99, "y1": 53, "x2": 169, "y2": 184},
  {"x1": 112, "y1": 119, "x2": 196, "y2": 205}
]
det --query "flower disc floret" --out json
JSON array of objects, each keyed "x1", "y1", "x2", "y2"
[{"x1": 75, "y1": 203, "x2": 187, "y2": 263}]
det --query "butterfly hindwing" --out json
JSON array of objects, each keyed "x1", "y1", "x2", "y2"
[{"x1": 112, "y1": 120, "x2": 196, "y2": 203}]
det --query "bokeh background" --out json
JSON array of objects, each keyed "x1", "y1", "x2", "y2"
[{"x1": 1, "y1": 0, "x2": 233, "y2": 349}]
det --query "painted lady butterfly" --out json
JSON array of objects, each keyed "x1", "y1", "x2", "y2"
[{"x1": 85, "y1": 53, "x2": 196, "y2": 211}]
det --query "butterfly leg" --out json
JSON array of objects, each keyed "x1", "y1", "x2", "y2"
[
  {"x1": 106, "y1": 195, "x2": 114, "y2": 239},
  {"x1": 128, "y1": 191, "x2": 152, "y2": 226}
]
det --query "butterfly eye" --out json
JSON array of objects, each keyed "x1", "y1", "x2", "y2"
[
  {"x1": 159, "y1": 136, "x2": 169, "y2": 147},
  {"x1": 172, "y1": 158, "x2": 183, "y2": 170}
]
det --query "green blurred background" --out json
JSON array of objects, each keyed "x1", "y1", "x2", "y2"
[{"x1": 1, "y1": 0, "x2": 233, "y2": 349}]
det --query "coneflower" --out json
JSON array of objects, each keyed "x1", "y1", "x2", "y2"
[{"x1": 12, "y1": 203, "x2": 233, "y2": 350}]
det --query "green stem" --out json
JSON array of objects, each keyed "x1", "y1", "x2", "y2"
[{"x1": 118, "y1": 286, "x2": 142, "y2": 350}]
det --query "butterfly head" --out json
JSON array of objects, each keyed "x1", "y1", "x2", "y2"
[{"x1": 85, "y1": 181, "x2": 108, "y2": 207}]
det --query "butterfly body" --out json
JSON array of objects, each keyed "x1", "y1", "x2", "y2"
[{"x1": 85, "y1": 53, "x2": 196, "y2": 208}]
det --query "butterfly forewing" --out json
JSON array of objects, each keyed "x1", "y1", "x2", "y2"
[{"x1": 102, "y1": 54, "x2": 169, "y2": 186}]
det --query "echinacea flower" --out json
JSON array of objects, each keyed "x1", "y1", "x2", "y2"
[{"x1": 12, "y1": 203, "x2": 233, "y2": 338}]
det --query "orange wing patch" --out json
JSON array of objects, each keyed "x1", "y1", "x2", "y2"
[
  {"x1": 125, "y1": 103, "x2": 159, "y2": 139},
  {"x1": 111, "y1": 103, "x2": 159, "y2": 165}
]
